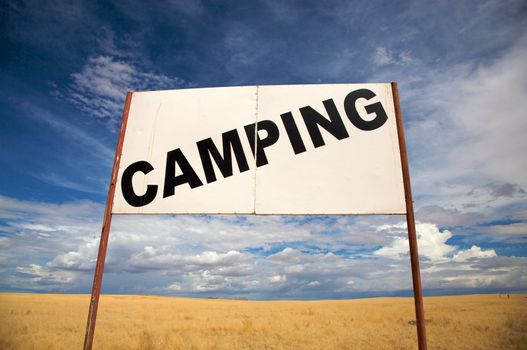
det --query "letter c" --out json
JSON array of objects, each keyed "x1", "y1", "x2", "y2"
[{"x1": 121, "y1": 161, "x2": 158, "y2": 207}]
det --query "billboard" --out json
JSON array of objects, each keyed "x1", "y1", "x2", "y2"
[
  {"x1": 86, "y1": 83, "x2": 428, "y2": 350},
  {"x1": 112, "y1": 84, "x2": 406, "y2": 215}
]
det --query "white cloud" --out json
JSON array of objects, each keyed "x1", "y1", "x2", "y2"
[
  {"x1": 126, "y1": 248, "x2": 252, "y2": 274},
  {"x1": 284, "y1": 264, "x2": 305, "y2": 274},
  {"x1": 373, "y1": 47, "x2": 413, "y2": 66},
  {"x1": 47, "y1": 239, "x2": 98, "y2": 271},
  {"x1": 441, "y1": 274, "x2": 499, "y2": 288},
  {"x1": 1, "y1": 194, "x2": 526, "y2": 297},
  {"x1": 375, "y1": 223, "x2": 456, "y2": 261},
  {"x1": 0, "y1": 196, "x2": 102, "y2": 230},
  {"x1": 267, "y1": 247, "x2": 302, "y2": 262},
  {"x1": 373, "y1": 47, "x2": 394, "y2": 66},
  {"x1": 16, "y1": 264, "x2": 74, "y2": 284},
  {"x1": 405, "y1": 37, "x2": 527, "y2": 211},
  {"x1": 190, "y1": 270, "x2": 229, "y2": 292},
  {"x1": 2, "y1": 0, "x2": 527, "y2": 299},
  {"x1": 56, "y1": 55, "x2": 187, "y2": 126},
  {"x1": 268, "y1": 275, "x2": 287, "y2": 283},
  {"x1": 166, "y1": 282, "x2": 182, "y2": 291},
  {"x1": 21, "y1": 224, "x2": 56, "y2": 232},
  {"x1": 426, "y1": 257, "x2": 527, "y2": 290},
  {"x1": 189, "y1": 251, "x2": 247, "y2": 266},
  {"x1": 364, "y1": 31, "x2": 527, "y2": 224},
  {"x1": 453, "y1": 246, "x2": 497, "y2": 262},
  {"x1": 374, "y1": 237, "x2": 409, "y2": 259}
]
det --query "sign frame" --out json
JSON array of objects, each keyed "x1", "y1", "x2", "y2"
[{"x1": 83, "y1": 82, "x2": 427, "y2": 350}]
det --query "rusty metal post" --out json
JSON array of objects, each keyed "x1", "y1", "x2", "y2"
[
  {"x1": 83, "y1": 92, "x2": 133, "y2": 350},
  {"x1": 391, "y1": 82, "x2": 428, "y2": 350}
]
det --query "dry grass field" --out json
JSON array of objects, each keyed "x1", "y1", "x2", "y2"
[{"x1": 0, "y1": 293, "x2": 526, "y2": 350}]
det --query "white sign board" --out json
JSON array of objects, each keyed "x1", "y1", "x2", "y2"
[{"x1": 112, "y1": 84, "x2": 406, "y2": 215}]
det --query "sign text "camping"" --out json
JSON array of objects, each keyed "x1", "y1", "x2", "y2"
[{"x1": 121, "y1": 88, "x2": 388, "y2": 207}]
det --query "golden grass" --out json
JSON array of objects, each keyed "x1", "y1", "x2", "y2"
[{"x1": 1, "y1": 293, "x2": 526, "y2": 349}]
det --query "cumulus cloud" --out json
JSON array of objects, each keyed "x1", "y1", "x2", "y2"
[
  {"x1": 267, "y1": 247, "x2": 302, "y2": 262},
  {"x1": 1, "y1": 194, "x2": 526, "y2": 297},
  {"x1": 2, "y1": 0, "x2": 526, "y2": 299},
  {"x1": 452, "y1": 246, "x2": 497, "y2": 262},
  {"x1": 189, "y1": 270, "x2": 231, "y2": 292},
  {"x1": 375, "y1": 223, "x2": 456, "y2": 261},
  {"x1": 284, "y1": 264, "x2": 305, "y2": 274},
  {"x1": 127, "y1": 249, "x2": 251, "y2": 273},
  {"x1": 14, "y1": 264, "x2": 75, "y2": 289},
  {"x1": 47, "y1": 239, "x2": 98, "y2": 271},
  {"x1": 423, "y1": 255, "x2": 527, "y2": 290},
  {"x1": 268, "y1": 275, "x2": 287, "y2": 283}
]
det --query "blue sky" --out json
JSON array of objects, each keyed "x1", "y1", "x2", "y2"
[{"x1": 1, "y1": 0, "x2": 526, "y2": 299}]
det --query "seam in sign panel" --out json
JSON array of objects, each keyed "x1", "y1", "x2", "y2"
[
  {"x1": 141, "y1": 103, "x2": 161, "y2": 214},
  {"x1": 252, "y1": 86, "x2": 259, "y2": 215}
]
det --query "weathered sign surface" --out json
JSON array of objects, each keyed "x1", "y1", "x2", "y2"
[{"x1": 112, "y1": 84, "x2": 405, "y2": 215}]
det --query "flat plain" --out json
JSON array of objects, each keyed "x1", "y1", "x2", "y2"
[{"x1": 1, "y1": 293, "x2": 526, "y2": 349}]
